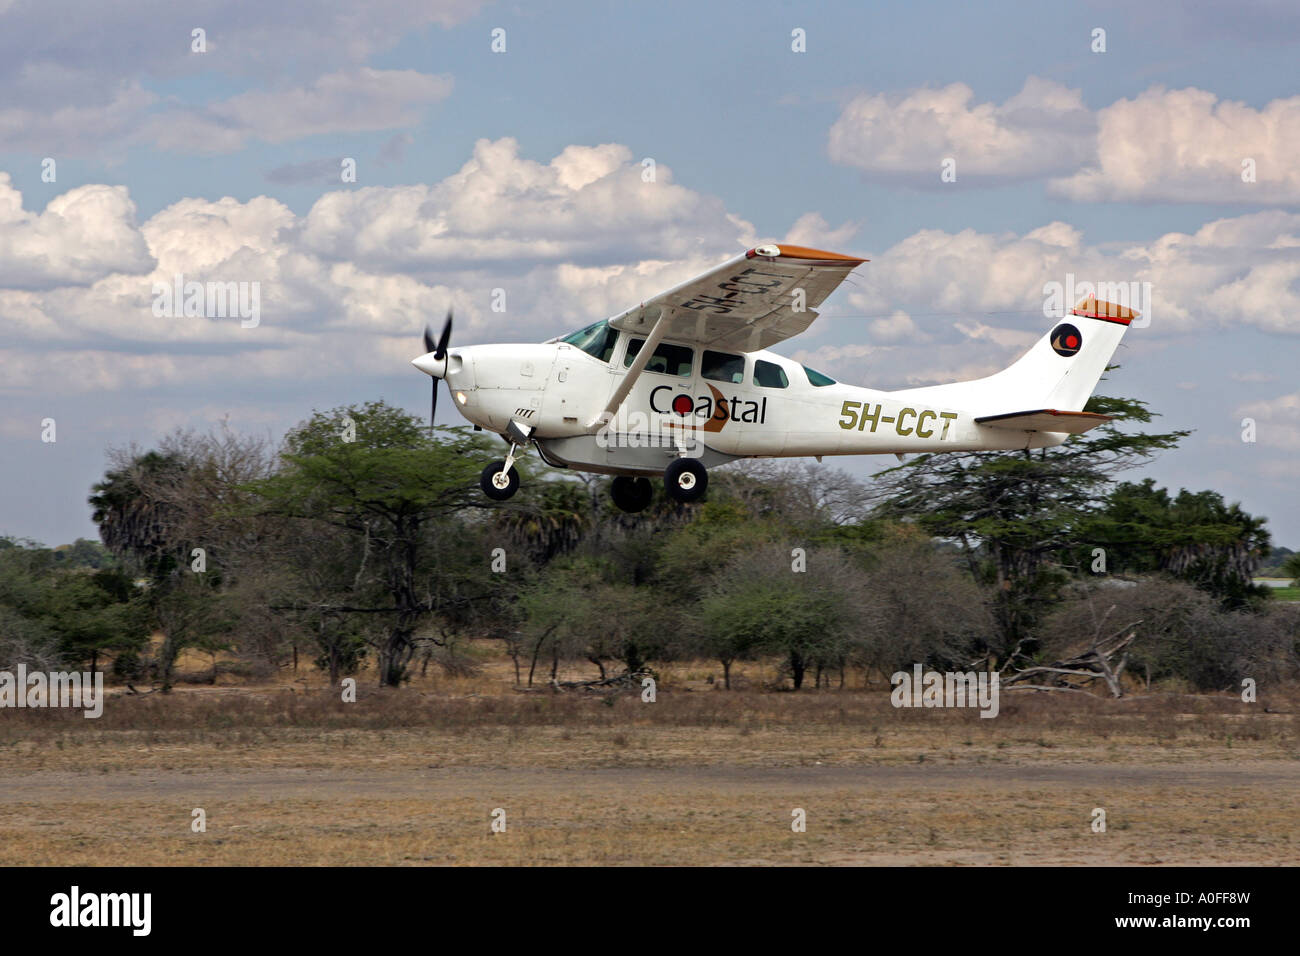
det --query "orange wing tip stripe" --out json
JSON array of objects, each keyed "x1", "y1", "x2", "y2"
[
  {"x1": 1071, "y1": 294, "x2": 1138, "y2": 326},
  {"x1": 747, "y1": 244, "x2": 868, "y2": 265}
]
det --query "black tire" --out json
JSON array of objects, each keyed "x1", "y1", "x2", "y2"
[
  {"x1": 479, "y1": 460, "x2": 519, "y2": 501},
  {"x1": 664, "y1": 457, "x2": 707, "y2": 503},
  {"x1": 610, "y1": 475, "x2": 654, "y2": 513}
]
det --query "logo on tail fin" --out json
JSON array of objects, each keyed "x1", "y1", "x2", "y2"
[{"x1": 1050, "y1": 323, "x2": 1082, "y2": 357}]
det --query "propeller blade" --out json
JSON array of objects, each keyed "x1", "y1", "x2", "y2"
[
  {"x1": 421, "y1": 308, "x2": 452, "y2": 434},
  {"x1": 434, "y1": 309, "x2": 452, "y2": 360}
]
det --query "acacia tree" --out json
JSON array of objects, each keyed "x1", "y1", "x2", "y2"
[
  {"x1": 247, "y1": 401, "x2": 502, "y2": 686},
  {"x1": 871, "y1": 392, "x2": 1187, "y2": 662}
]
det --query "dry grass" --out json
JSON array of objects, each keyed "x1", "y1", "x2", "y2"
[{"x1": 2, "y1": 661, "x2": 1298, "y2": 865}]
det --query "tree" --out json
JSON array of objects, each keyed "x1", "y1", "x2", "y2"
[
  {"x1": 89, "y1": 426, "x2": 270, "y2": 690},
  {"x1": 698, "y1": 543, "x2": 865, "y2": 690},
  {"x1": 247, "y1": 401, "x2": 500, "y2": 686},
  {"x1": 1080, "y1": 479, "x2": 1271, "y2": 608},
  {"x1": 89, "y1": 451, "x2": 188, "y2": 582},
  {"x1": 871, "y1": 391, "x2": 1187, "y2": 661},
  {"x1": 40, "y1": 568, "x2": 150, "y2": 675},
  {"x1": 849, "y1": 528, "x2": 993, "y2": 677}
]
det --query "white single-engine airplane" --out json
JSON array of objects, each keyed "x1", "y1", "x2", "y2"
[{"x1": 412, "y1": 244, "x2": 1138, "y2": 513}]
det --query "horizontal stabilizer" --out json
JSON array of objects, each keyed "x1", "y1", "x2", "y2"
[{"x1": 975, "y1": 408, "x2": 1112, "y2": 434}]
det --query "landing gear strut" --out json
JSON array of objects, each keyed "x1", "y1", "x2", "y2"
[
  {"x1": 610, "y1": 475, "x2": 653, "y2": 513},
  {"x1": 664, "y1": 458, "x2": 707, "y2": 503}
]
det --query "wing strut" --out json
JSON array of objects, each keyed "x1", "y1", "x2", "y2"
[{"x1": 587, "y1": 306, "x2": 671, "y2": 430}]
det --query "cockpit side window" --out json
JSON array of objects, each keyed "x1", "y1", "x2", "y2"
[{"x1": 561, "y1": 320, "x2": 619, "y2": 363}]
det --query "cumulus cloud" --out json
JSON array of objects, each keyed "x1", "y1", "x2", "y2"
[
  {"x1": 6, "y1": 136, "x2": 1300, "y2": 407},
  {"x1": 840, "y1": 212, "x2": 1300, "y2": 337},
  {"x1": 791, "y1": 212, "x2": 1300, "y2": 391},
  {"x1": 869, "y1": 310, "x2": 926, "y2": 343},
  {"x1": 828, "y1": 77, "x2": 1094, "y2": 183},
  {"x1": 1051, "y1": 87, "x2": 1300, "y2": 204},
  {"x1": 300, "y1": 138, "x2": 754, "y2": 270},
  {"x1": 0, "y1": 140, "x2": 766, "y2": 392},
  {"x1": 783, "y1": 212, "x2": 859, "y2": 250},
  {"x1": 829, "y1": 76, "x2": 1300, "y2": 205},
  {"x1": 0, "y1": 173, "x2": 153, "y2": 290}
]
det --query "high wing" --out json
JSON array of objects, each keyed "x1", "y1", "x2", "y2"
[
  {"x1": 608, "y1": 244, "x2": 866, "y2": 354},
  {"x1": 975, "y1": 408, "x2": 1112, "y2": 434}
]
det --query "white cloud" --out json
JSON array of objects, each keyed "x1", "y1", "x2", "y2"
[
  {"x1": 828, "y1": 77, "x2": 1094, "y2": 182},
  {"x1": 829, "y1": 78, "x2": 1300, "y2": 205},
  {"x1": 844, "y1": 212, "x2": 1300, "y2": 336},
  {"x1": 869, "y1": 310, "x2": 925, "y2": 343},
  {"x1": 6, "y1": 139, "x2": 1300, "y2": 407},
  {"x1": 782, "y1": 212, "x2": 859, "y2": 250},
  {"x1": 0, "y1": 140, "x2": 765, "y2": 393},
  {"x1": 300, "y1": 138, "x2": 754, "y2": 269},
  {"x1": 1051, "y1": 87, "x2": 1300, "y2": 204},
  {"x1": 0, "y1": 173, "x2": 153, "y2": 290}
]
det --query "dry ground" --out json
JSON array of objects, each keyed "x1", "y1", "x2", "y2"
[{"x1": 1, "y1": 661, "x2": 1297, "y2": 865}]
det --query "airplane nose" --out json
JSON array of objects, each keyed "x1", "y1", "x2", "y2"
[{"x1": 411, "y1": 352, "x2": 447, "y2": 378}]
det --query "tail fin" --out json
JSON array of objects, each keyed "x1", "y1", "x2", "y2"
[{"x1": 891, "y1": 296, "x2": 1135, "y2": 414}]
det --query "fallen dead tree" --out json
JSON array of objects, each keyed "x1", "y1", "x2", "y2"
[
  {"x1": 1001, "y1": 614, "x2": 1143, "y2": 698},
  {"x1": 549, "y1": 670, "x2": 653, "y2": 695}
]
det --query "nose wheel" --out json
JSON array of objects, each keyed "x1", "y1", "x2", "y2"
[
  {"x1": 664, "y1": 458, "x2": 707, "y2": 503},
  {"x1": 480, "y1": 441, "x2": 522, "y2": 501}
]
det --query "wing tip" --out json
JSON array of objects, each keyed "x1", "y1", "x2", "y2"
[{"x1": 748, "y1": 244, "x2": 868, "y2": 265}]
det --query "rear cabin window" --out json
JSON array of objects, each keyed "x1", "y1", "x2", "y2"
[
  {"x1": 701, "y1": 350, "x2": 745, "y2": 384},
  {"x1": 753, "y1": 359, "x2": 789, "y2": 388},
  {"x1": 561, "y1": 320, "x2": 619, "y2": 362},
  {"x1": 625, "y1": 338, "x2": 694, "y2": 377},
  {"x1": 803, "y1": 365, "x2": 836, "y2": 387}
]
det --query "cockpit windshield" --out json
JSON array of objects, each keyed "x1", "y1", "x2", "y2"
[{"x1": 561, "y1": 319, "x2": 619, "y2": 362}]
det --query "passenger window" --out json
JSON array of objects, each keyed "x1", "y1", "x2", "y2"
[
  {"x1": 803, "y1": 365, "x2": 836, "y2": 387},
  {"x1": 625, "y1": 338, "x2": 694, "y2": 377},
  {"x1": 753, "y1": 359, "x2": 789, "y2": 388},
  {"x1": 702, "y1": 350, "x2": 745, "y2": 385}
]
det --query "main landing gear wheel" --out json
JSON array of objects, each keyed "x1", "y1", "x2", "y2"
[
  {"x1": 610, "y1": 475, "x2": 654, "y2": 513},
  {"x1": 480, "y1": 460, "x2": 519, "y2": 500},
  {"x1": 664, "y1": 458, "x2": 707, "y2": 503}
]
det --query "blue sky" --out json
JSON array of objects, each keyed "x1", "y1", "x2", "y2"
[{"x1": 1, "y1": 0, "x2": 1297, "y2": 547}]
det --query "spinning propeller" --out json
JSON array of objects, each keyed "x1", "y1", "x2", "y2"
[{"x1": 421, "y1": 309, "x2": 452, "y2": 431}]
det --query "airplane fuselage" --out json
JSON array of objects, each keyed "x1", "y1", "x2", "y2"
[{"x1": 441, "y1": 335, "x2": 1064, "y2": 477}]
